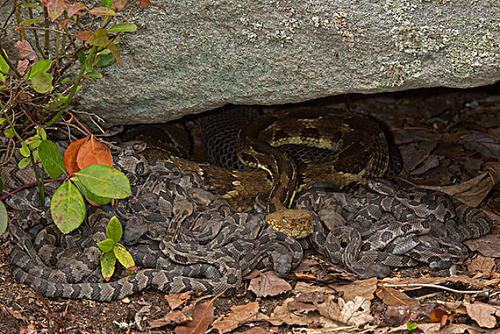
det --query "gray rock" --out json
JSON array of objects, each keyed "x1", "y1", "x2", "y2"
[{"x1": 2, "y1": 1, "x2": 500, "y2": 125}]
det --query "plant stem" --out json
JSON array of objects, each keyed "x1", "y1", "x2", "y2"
[
  {"x1": 29, "y1": 7, "x2": 47, "y2": 59},
  {"x1": 1, "y1": 98, "x2": 45, "y2": 206},
  {"x1": 13, "y1": 0, "x2": 25, "y2": 40},
  {"x1": 43, "y1": 46, "x2": 96, "y2": 127}
]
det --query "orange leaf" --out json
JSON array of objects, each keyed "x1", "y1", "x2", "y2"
[
  {"x1": 175, "y1": 300, "x2": 214, "y2": 334},
  {"x1": 76, "y1": 136, "x2": 113, "y2": 170},
  {"x1": 430, "y1": 307, "x2": 448, "y2": 323},
  {"x1": 64, "y1": 137, "x2": 87, "y2": 174}
]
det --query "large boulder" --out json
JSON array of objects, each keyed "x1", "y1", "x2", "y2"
[{"x1": 3, "y1": 1, "x2": 500, "y2": 125}]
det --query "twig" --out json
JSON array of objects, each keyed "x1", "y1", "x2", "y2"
[{"x1": 380, "y1": 283, "x2": 490, "y2": 295}]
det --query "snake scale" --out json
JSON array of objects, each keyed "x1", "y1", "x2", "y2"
[{"x1": 4, "y1": 107, "x2": 492, "y2": 301}]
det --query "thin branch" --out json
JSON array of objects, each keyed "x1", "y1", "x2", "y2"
[{"x1": 381, "y1": 283, "x2": 490, "y2": 295}]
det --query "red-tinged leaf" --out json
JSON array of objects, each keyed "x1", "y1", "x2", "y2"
[
  {"x1": 87, "y1": 29, "x2": 111, "y2": 47},
  {"x1": 430, "y1": 307, "x2": 448, "y2": 323},
  {"x1": 64, "y1": 137, "x2": 87, "y2": 174},
  {"x1": 67, "y1": 2, "x2": 87, "y2": 17},
  {"x1": 113, "y1": 0, "x2": 127, "y2": 10},
  {"x1": 89, "y1": 7, "x2": 117, "y2": 16},
  {"x1": 76, "y1": 136, "x2": 113, "y2": 170},
  {"x1": 137, "y1": 0, "x2": 152, "y2": 5},
  {"x1": 43, "y1": 0, "x2": 67, "y2": 21},
  {"x1": 15, "y1": 40, "x2": 37, "y2": 61},
  {"x1": 107, "y1": 42, "x2": 122, "y2": 67},
  {"x1": 76, "y1": 30, "x2": 93, "y2": 41},
  {"x1": 57, "y1": 18, "x2": 71, "y2": 29}
]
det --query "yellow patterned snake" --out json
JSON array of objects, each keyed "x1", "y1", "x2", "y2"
[{"x1": 161, "y1": 107, "x2": 393, "y2": 238}]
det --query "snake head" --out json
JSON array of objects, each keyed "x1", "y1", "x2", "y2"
[{"x1": 266, "y1": 208, "x2": 315, "y2": 239}]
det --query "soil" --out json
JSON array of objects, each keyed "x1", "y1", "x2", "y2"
[{"x1": 1, "y1": 84, "x2": 499, "y2": 333}]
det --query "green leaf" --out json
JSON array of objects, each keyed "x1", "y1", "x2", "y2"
[
  {"x1": 102, "y1": 0, "x2": 113, "y2": 8},
  {"x1": 37, "y1": 127, "x2": 47, "y2": 140},
  {"x1": 74, "y1": 164, "x2": 131, "y2": 199},
  {"x1": 60, "y1": 78, "x2": 73, "y2": 85},
  {"x1": 114, "y1": 243, "x2": 136, "y2": 271},
  {"x1": 50, "y1": 181, "x2": 86, "y2": 234},
  {"x1": 100, "y1": 250, "x2": 116, "y2": 281},
  {"x1": 28, "y1": 59, "x2": 53, "y2": 79},
  {"x1": 87, "y1": 29, "x2": 110, "y2": 47},
  {"x1": 89, "y1": 7, "x2": 116, "y2": 16},
  {"x1": 27, "y1": 137, "x2": 41, "y2": 150},
  {"x1": 0, "y1": 118, "x2": 5, "y2": 125},
  {"x1": 30, "y1": 72, "x2": 53, "y2": 93},
  {"x1": 106, "y1": 216, "x2": 122, "y2": 242},
  {"x1": 406, "y1": 321, "x2": 418, "y2": 332},
  {"x1": 85, "y1": 71, "x2": 102, "y2": 78},
  {"x1": 20, "y1": 18, "x2": 44, "y2": 26},
  {"x1": 95, "y1": 53, "x2": 115, "y2": 68},
  {"x1": 72, "y1": 177, "x2": 112, "y2": 205},
  {"x1": 0, "y1": 52, "x2": 9, "y2": 74},
  {"x1": 0, "y1": 201, "x2": 7, "y2": 236},
  {"x1": 77, "y1": 51, "x2": 86, "y2": 64},
  {"x1": 20, "y1": 3, "x2": 42, "y2": 9},
  {"x1": 3, "y1": 128, "x2": 14, "y2": 138},
  {"x1": 108, "y1": 23, "x2": 137, "y2": 32},
  {"x1": 20, "y1": 142, "x2": 30, "y2": 157},
  {"x1": 39, "y1": 140, "x2": 65, "y2": 178},
  {"x1": 84, "y1": 56, "x2": 93, "y2": 72},
  {"x1": 17, "y1": 157, "x2": 30, "y2": 169},
  {"x1": 97, "y1": 238, "x2": 115, "y2": 253}
]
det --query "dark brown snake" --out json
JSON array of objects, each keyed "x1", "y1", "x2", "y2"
[{"x1": 3, "y1": 107, "x2": 492, "y2": 300}]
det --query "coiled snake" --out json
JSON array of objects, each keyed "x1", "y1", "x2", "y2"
[{"x1": 4, "y1": 107, "x2": 492, "y2": 300}]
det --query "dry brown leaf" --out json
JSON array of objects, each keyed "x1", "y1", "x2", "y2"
[
  {"x1": 376, "y1": 287, "x2": 419, "y2": 306},
  {"x1": 330, "y1": 277, "x2": 378, "y2": 302},
  {"x1": 464, "y1": 234, "x2": 500, "y2": 258},
  {"x1": 467, "y1": 255, "x2": 496, "y2": 276},
  {"x1": 248, "y1": 271, "x2": 292, "y2": 297},
  {"x1": 294, "y1": 257, "x2": 356, "y2": 283},
  {"x1": 315, "y1": 295, "x2": 373, "y2": 327},
  {"x1": 374, "y1": 322, "x2": 484, "y2": 334},
  {"x1": 165, "y1": 291, "x2": 192, "y2": 311},
  {"x1": 464, "y1": 302, "x2": 500, "y2": 329},
  {"x1": 212, "y1": 302, "x2": 269, "y2": 333},
  {"x1": 149, "y1": 309, "x2": 194, "y2": 328},
  {"x1": 411, "y1": 162, "x2": 500, "y2": 207},
  {"x1": 239, "y1": 327, "x2": 278, "y2": 334},
  {"x1": 429, "y1": 307, "x2": 450, "y2": 323},
  {"x1": 384, "y1": 304, "x2": 436, "y2": 327},
  {"x1": 287, "y1": 290, "x2": 331, "y2": 315},
  {"x1": 175, "y1": 301, "x2": 214, "y2": 334},
  {"x1": 267, "y1": 297, "x2": 340, "y2": 328},
  {"x1": 76, "y1": 136, "x2": 113, "y2": 170}
]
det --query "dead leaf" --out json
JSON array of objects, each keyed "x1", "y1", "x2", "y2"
[
  {"x1": 374, "y1": 322, "x2": 484, "y2": 334},
  {"x1": 212, "y1": 302, "x2": 269, "y2": 333},
  {"x1": 175, "y1": 300, "x2": 214, "y2": 334},
  {"x1": 267, "y1": 297, "x2": 340, "y2": 328},
  {"x1": 384, "y1": 303, "x2": 436, "y2": 327},
  {"x1": 149, "y1": 307, "x2": 194, "y2": 328},
  {"x1": 64, "y1": 137, "x2": 87, "y2": 174},
  {"x1": 464, "y1": 302, "x2": 500, "y2": 328},
  {"x1": 165, "y1": 291, "x2": 192, "y2": 311},
  {"x1": 376, "y1": 287, "x2": 419, "y2": 306},
  {"x1": 411, "y1": 162, "x2": 500, "y2": 207},
  {"x1": 315, "y1": 295, "x2": 373, "y2": 327},
  {"x1": 467, "y1": 255, "x2": 496, "y2": 276},
  {"x1": 330, "y1": 277, "x2": 378, "y2": 302},
  {"x1": 460, "y1": 131, "x2": 500, "y2": 160},
  {"x1": 429, "y1": 307, "x2": 449, "y2": 323},
  {"x1": 248, "y1": 271, "x2": 292, "y2": 297},
  {"x1": 294, "y1": 257, "x2": 356, "y2": 283},
  {"x1": 287, "y1": 290, "x2": 331, "y2": 314},
  {"x1": 76, "y1": 136, "x2": 113, "y2": 170},
  {"x1": 464, "y1": 234, "x2": 500, "y2": 258},
  {"x1": 239, "y1": 327, "x2": 278, "y2": 334}
]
